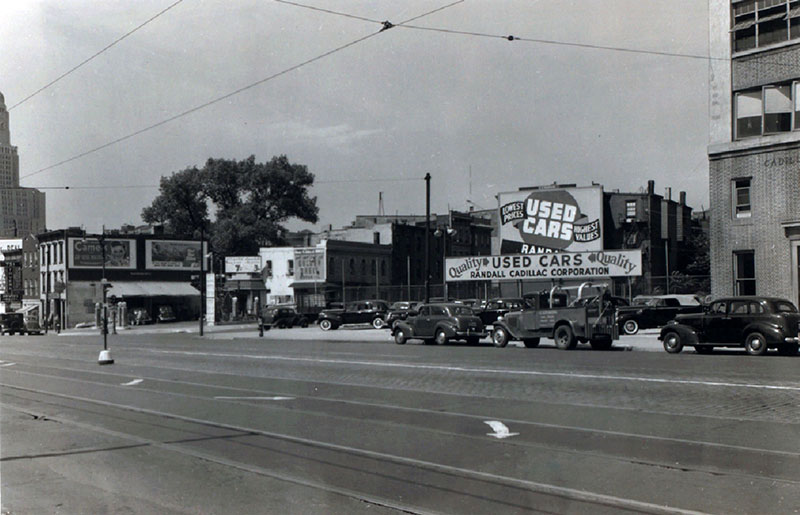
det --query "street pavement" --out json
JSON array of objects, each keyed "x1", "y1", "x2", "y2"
[{"x1": 4, "y1": 325, "x2": 797, "y2": 513}]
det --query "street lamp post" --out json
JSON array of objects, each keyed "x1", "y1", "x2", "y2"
[
  {"x1": 424, "y1": 173, "x2": 431, "y2": 303},
  {"x1": 97, "y1": 228, "x2": 113, "y2": 365},
  {"x1": 199, "y1": 225, "x2": 205, "y2": 336}
]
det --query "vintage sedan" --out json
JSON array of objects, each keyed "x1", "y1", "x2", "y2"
[
  {"x1": 617, "y1": 295, "x2": 703, "y2": 335},
  {"x1": 393, "y1": 303, "x2": 487, "y2": 345},
  {"x1": 317, "y1": 300, "x2": 390, "y2": 330},
  {"x1": 382, "y1": 301, "x2": 420, "y2": 329},
  {"x1": 659, "y1": 296, "x2": 800, "y2": 356},
  {"x1": 258, "y1": 306, "x2": 309, "y2": 333}
]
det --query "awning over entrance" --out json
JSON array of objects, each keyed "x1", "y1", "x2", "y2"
[
  {"x1": 15, "y1": 304, "x2": 39, "y2": 314},
  {"x1": 223, "y1": 279, "x2": 267, "y2": 291},
  {"x1": 108, "y1": 281, "x2": 199, "y2": 297},
  {"x1": 288, "y1": 280, "x2": 332, "y2": 289}
]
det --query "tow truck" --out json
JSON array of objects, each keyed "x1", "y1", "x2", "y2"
[{"x1": 490, "y1": 282, "x2": 620, "y2": 350}]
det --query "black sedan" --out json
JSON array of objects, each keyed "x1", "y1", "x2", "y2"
[
  {"x1": 393, "y1": 303, "x2": 487, "y2": 345},
  {"x1": 658, "y1": 296, "x2": 800, "y2": 356}
]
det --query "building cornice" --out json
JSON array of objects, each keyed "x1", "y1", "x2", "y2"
[{"x1": 708, "y1": 133, "x2": 800, "y2": 160}]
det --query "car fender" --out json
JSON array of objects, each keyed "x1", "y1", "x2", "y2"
[
  {"x1": 492, "y1": 318, "x2": 520, "y2": 340},
  {"x1": 393, "y1": 320, "x2": 415, "y2": 337},
  {"x1": 317, "y1": 313, "x2": 343, "y2": 324},
  {"x1": 659, "y1": 323, "x2": 699, "y2": 345},
  {"x1": 743, "y1": 322, "x2": 785, "y2": 344},
  {"x1": 435, "y1": 322, "x2": 458, "y2": 338}
]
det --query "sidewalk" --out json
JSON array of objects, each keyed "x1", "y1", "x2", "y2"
[{"x1": 59, "y1": 321, "x2": 666, "y2": 351}]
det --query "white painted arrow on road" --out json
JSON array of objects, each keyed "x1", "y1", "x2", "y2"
[
  {"x1": 121, "y1": 379, "x2": 143, "y2": 386},
  {"x1": 484, "y1": 420, "x2": 519, "y2": 439}
]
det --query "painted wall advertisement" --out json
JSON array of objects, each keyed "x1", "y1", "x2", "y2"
[
  {"x1": 294, "y1": 247, "x2": 326, "y2": 281},
  {"x1": 146, "y1": 240, "x2": 207, "y2": 270},
  {"x1": 445, "y1": 250, "x2": 642, "y2": 282},
  {"x1": 498, "y1": 186, "x2": 603, "y2": 254},
  {"x1": 69, "y1": 238, "x2": 137, "y2": 269},
  {"x1": 225, "y1": 256, "x2": 262, "y2": 274}
]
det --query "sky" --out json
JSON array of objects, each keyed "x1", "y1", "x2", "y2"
[{"x1": 1, "y1": 0, "x2": 711, "y2": 234}]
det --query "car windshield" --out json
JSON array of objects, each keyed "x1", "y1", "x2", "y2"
[
  {"x1": 773, "y1": 301, "x2": 798, "y2": 313},
  {"x1": 450, "y1": 306, "x2": 474, "y2": 316}
]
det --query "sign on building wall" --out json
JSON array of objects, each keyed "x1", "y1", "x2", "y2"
[
  {"x1": 445, "y1": 250, "x2": 642, "y2": 282},
  {"x1": 69, "y1": 238, "x2": 137, "y2": 269},
  {"x1": 498, "y1": 186, "x2": 604, "y2": 254},
  {"x1": 225, "y1": 256, "x2": 262, "y2": 274},
  {"x1": 294, "y1": 247, "x2": 325, "y2": 281},
  {"x1": 145, "y1": 240, "x2": 206, "y2": 270}
]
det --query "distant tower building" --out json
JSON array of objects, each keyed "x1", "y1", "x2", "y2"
[{"x1": 0, "y1": 91, "x2": 46, "y2": 237}]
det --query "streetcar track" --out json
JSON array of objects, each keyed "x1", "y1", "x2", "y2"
[
  {"x1": 4, "y1": 358, "x2": 800, "y2": 462},
  {"x1": 0, "y1": 388, "x2": 706, "y2": 515},
  {"x1": 3, "y1": 365, "x2": 800, "y2": 488}
]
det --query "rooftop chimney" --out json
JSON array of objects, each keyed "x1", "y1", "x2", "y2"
[
  {"x1": 679, "y1": 191, "x2": 686, "y2": 205},
  {"x1": 647, "y1": 180, "x2": 655, "y2": 195}
]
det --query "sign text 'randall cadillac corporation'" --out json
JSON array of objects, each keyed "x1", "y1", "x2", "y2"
[{"x1": 445, "y1": 250, "x2": 643, "y2": 282}]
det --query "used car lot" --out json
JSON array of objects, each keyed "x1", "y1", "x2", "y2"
[{"x1": 659, "y1": 296, "x2": 800, "y2": 355}]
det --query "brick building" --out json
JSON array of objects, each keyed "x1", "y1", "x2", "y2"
[{"x1": 708, "y1": 0, "x2": 800, "y2": 304}]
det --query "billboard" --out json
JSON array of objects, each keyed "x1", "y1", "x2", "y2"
[
  {"x1": 146, "y1": 240, "x2": 206, "y2": 270},
  {"x1": 294, "y1": 247, "x2": 325, "y2": 281},
  {"x1": 225, "y1": 256, "x2": 262, "y2": 274},
  {"x1": 498, "y1": 185, "x2": 603, "y2": 254},
  {"x1": 445, "y1": 250, "x2": 642, "y2": 282},
  {"x1": 69, "y1": 238, "x2": 137, "y2": 269}
]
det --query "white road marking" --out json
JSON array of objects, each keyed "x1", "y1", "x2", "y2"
[
  {"x1": 148, "y1": 350, "x2": 800, "y2": 392},
  {"x1": 0, "y1": 362, "x2": 16, "y2": 367},
  {"x1": 484, "y1": 420, "x2": 519, "y2": 439},
  {"x1": 214, "y1": 395, "x2": 294, "y2": 401},
  {"x1": 121, "y1": 379, "x2": 143, "y2": 386}
]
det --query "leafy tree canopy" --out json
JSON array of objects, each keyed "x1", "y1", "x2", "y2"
[{"x1": 142, "y1": 155, "x2": 318, "y2": 256}]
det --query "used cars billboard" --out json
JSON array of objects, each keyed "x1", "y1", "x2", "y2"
[
  {"x1": 498, "y1": 185, "x2": 603, "y2": 254},
  {"x1": 145, "y1": 240, "x2": 207, "y2": 270}
]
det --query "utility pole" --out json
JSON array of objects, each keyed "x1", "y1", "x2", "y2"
[
  {"x1": 424, "y1": 173, "x2": 431, "y2": 303},
  {"x1": 98, "y1": 227, "x2": 113, "y2": 365},
  {"x1": 199, "y1": 224, "x2": 204, "y2": 336}
]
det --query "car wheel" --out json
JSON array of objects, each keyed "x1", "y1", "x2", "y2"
[
  {"x1": 372, "y1": 317, "x2": 384, "y2": 329},
  {"x1": 622, "y1": 319, "x2": 639, "y2": 335},
  {"x1": 394, "y1": 328, "x2": 408, "y2": 345},
  {"x1": 694, "y1": 345, "x2": 714, "y2": 354},
  {"x1": 554, "y1": 325, "x2": 577, "y2": 350},
  {"x1": 435, "y1": 328, "x2": 449, "y2": 345},
  {"x1": 662, "y1": 331, "x2": 683, "y2": 354},
  {"x1": 523, "y1": 337, "x2": 540, "y2": 348},
  {"x1": 319, "y1": 319, "x2": 333, "y2": 331},
  {"x1": 492, "y1": 327, "x2": 509, "y2": 348},
  {"x1": 745, "y1": 332, "x2": 768, "y2": 356},
  {"x1": 778, "y1": 343, "x2": 799, "y2": 356},
  {"x1": 590, "y1": 339, "x2": 613, "y2": 350}
]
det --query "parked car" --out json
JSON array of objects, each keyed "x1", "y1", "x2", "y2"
[
  {"x1": 382, "y1": 301, "x2": 420, "y2": 329},
  {"x1": 156, "y1": 305, "x2": 177, "y2": 323},
  {"x1": 474, "y1": 298, "x2": 527, "y2": 326},
  {"x1": 130, "y1": 308, "x2": 152, "y2": 325},
  {"x1": 659, "y1": 296, "x2": 800, "y2": 355},
  {"x1": 393, "y1": 303, "x2": 487, "y2": 345},
  {"x1": 0, "y1": 313, "x2": 27, "y2": 335},
  {"x1": 616, "y1": 295, "x2": 704, "y2": 335},
  {"x1": 317, "y1": 300, "x2": 390, "y2": 330},
  {"x1": 259, "y1": 306, "x2": 309, "y2": 332}
]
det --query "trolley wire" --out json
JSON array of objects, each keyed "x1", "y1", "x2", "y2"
[
  {"x1": 20, "y1": 1, "x2": 464, "y2": 182},
  {"x1": 9, "y1": 0, "x2": 185, "y2": 111}
]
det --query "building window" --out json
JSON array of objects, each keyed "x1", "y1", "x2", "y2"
[
  {"x1": 287, "y1": 259, "x2": 294, "y2": 276},
  {"x1": 733, "y1": 178, "x2": 752, "y2": 218},
  {"x1": 371, "y1": 259, "x2": 376, "y2": 275},
  {"x1": 731, "y1": 0, "x2": 799, "y2": 52},
  {"x1": 264, "y1": 260, "x2": 273, "y2": 278},
  {"x1": 734, "y1": 250, "x2": 756, "y2": 295},
  {"x1": 625, "y1": 200, "x2": 637, "y2": 218},
  {"x1": 735, "y1": 90, "x2": 763, "y2": 138},
  {"x1": 764, "y1": 85, "x2": 792, "y2": 133}
]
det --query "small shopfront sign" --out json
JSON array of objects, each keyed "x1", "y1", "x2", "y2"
[{"x1": 294, "y1": 248, "x2": 325, "y2": 281}]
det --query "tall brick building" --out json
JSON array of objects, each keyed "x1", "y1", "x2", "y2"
[{"x1": 708, "y1": 0, "x2": 800, "y2": 304}]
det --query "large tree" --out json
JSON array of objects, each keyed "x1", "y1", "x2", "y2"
[{"x1": 142, "y1": 155, "x2": 318, "y2": 256}]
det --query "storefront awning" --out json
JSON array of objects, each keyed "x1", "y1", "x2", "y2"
[
  {"x1": 15, "y1": 304, "x2": 39, "y2": 314},
  {"x1": 108, "y1": 281, "x2": 199, "y2": 298},
  {"x1": 223, "y1": 279, "x2": 267, "y2": 291},
  {"x1": 288, "y1": 280, "x2": 332, "y2": 289}
]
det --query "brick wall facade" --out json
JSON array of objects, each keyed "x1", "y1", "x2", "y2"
[{"x1": 709, "y1": 143, "x2": 800, "y2": 300}]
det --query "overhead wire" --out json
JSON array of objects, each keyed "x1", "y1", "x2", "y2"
[
  {"x1": 20, "y1": 0, "x2": 465, "y2": 182},
  {"x1": 9, "y1": 0, "x2": 185, "y2": 111}
]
